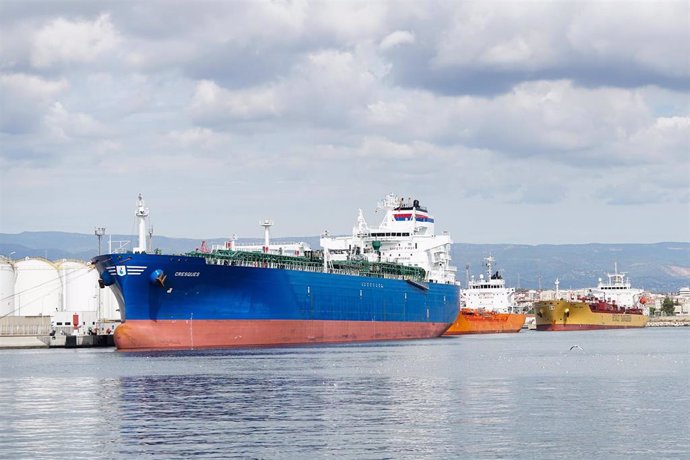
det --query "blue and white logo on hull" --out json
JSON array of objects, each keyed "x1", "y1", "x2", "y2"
[{"x1": 107, "y1": 265, "x2": 146, "y2": 276}]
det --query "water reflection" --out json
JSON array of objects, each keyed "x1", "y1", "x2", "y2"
[{"x1": 0, "y1": 330, "x2": 688, "y2": 459}]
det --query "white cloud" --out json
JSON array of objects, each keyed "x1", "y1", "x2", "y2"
[
  {"x1": 433, "y1": 3, "x2": 564, "y2": 70},
  {"x1": 30, "y1": 13, "x2": 121, "y2": 68},
  {"x1": 366, "y1": 101, "x2": 409, "y2": 125},
  {"x1": 359, "y1": 136, "x2": 420, "y2": 159},
  {"x1": 619, "y1": 116, "x2": 690, "y2": 162},
  {"x1": 0, "y1": 2, "x2": 687, "y2": 243},
  {"x1": 190, "y1": 80, "x2": 281, "y2": 121},
  {"x1": 0, "y1": 73, "x2": 68, "y2": 134},
  {"x1": 45, "y1": 102, "x2": 106, "y2": 141},
  {"x1": 0, "y1": 73, "x2": 67, "y2": 99},
  {"x1": 380, "y1": 30, "x2": 415, "y2": 50},
  {"x1": 567, "y1": 2, "x2": 690, "y2": 78},
  {"x1": 165, "y1": 127, "x2": 228, "y2": 150}
]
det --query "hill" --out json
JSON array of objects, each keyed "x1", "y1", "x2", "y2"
[{"x1": 1, "y1": 232, "x2": 688, "y2": 292}]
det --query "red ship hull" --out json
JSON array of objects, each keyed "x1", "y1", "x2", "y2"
[
  {"x1": 114, "y1": 319, "x2": 452, "y2": 350},
  {"x1": 443, "y1": 309, "x2": 525, "y2": 335}
]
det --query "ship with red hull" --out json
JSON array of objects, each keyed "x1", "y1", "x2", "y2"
[
  {"x1": 445, "y1": 308, "x2": 525, "y2": 335},
  {"x1": 94, "y1": 194, "x2": 459, "y2": 350},
  {"x1": 535, "y1": 266, "x2": 648, "y2": 331},
  {"x1": 445, "y1": 256, "x2": 525, "y2": 335}
]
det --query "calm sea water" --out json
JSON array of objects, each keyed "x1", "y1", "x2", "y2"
[{"x1": 0, "y1": 328, "x2": 688, "y2": 459}]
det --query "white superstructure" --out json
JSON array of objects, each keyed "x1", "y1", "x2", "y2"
[
  {"x1": 462, "y1": 256, "x2": 517, "y2": 313},
  {"x1": 590, "y1": 263, "x2": 644, "y2": 309},
  {"x1": 320, "y1": 194, "x2": 457, "y2": 284}
]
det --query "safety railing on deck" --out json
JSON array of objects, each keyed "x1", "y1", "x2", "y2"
[{"x1": 186, "y1": 249, "x2": 427, "y2": 282}]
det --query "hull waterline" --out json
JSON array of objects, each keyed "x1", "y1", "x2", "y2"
[{"x1": 114, "y1": 319, "x2": 452, "y2": 350}]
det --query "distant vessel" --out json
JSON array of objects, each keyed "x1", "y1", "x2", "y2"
[
  {"x1": 444, "y1": 257, "x2": 525, "y2": 335},
  {"x1": 93, "y1": 194, "x2": 460, "y2": 350},
  {"x1": 535, "y1": 266, "x2": 648, "y2": 331}
]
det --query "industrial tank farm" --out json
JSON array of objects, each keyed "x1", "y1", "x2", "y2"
[
  {"x1": 0, "y1": 257, "x2": 119, "y2": 320},
  {"x1": 14, "y1": 258, "x2": 61, "y2": 316},
  {"x1": 56, "y1": 260, "x2": 100, "y2": 313},
  {"x1": 0, "y1": 258, "x2": 15, "y2": 317}
]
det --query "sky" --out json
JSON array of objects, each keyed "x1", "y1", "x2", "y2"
[{"x1": 0, "y1": 0, "x2": 689, "y2": 245}]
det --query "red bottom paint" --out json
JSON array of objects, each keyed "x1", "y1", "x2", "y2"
[
  {"x1": 536, "y1": 324, "x2": 646, "y2": 331},
  {"x1": 114, "y1": 319, "x2": 452, "y2": 350}
]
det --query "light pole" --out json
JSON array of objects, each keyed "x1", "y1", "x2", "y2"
[
  {"x1": 94, "y1": 227, "x2": 106, "y2": 255},
  {"x1": 93, "y1": 227, "x2": 106, "y2": 324}
]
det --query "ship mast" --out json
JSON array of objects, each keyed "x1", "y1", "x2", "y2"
[
  {"x1": 555, "y1": 278, "x2": 560, "y2": 299},
  {"x1": 260, "y1": 220, "x2": 273, "y2": 253},
  {"x1": 133, "y1": 194, "x2": 149, "y2": 254},
  {"x1": 485, "y1": 256, "x2": 494, "y2": 277}
]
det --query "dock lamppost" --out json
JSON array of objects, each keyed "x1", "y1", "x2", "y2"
[
  {"x1": 94, "y1": 227, "x2": 106, "y2": 326},
  {"x1": 94, "y1": 227, "x2": 106, "y2": 255}
]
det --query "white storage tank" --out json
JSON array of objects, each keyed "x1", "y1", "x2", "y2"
[
  {"x1": 0, "y1": 258, "x2": 15, "y2": 317},
  {"x1": 100, "y1": 287, "x2": 122, "y2": 321},
  {"x1": 57, "y1": 260, "x2": 99, "y2": 312},
  {"x1": 14, "y1": 258, "x2": 61, "y2": 316}
]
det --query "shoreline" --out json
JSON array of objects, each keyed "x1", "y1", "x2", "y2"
[{"x1": 647, "y1": 316, "x2": 690, "y2": 327}]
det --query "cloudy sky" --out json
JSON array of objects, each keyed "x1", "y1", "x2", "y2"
[{"x1": 1, "y1": 0, "x2": 688, "y2": 245}]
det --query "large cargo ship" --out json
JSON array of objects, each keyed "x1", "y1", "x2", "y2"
[
  {"x1": 444, "y1": 256, "x2": 525, "y2": 335},
  {"x1": 535, "y1": 266, "x2": 648, "y2": 331},
  {"x1": 93, "y1": 194, "x2": 460, "y2": 350}
]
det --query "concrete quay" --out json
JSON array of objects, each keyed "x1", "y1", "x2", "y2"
[
  {"x1": 0, "y1": 334, "x2": 115, "y2": 349},
  {"x1": 647, "y1": 316, "x2": 690, "y2": 327}
]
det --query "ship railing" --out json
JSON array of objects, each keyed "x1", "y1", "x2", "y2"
[{"x1": 187, "y1": 249, "x2": 426, "y2": 282}]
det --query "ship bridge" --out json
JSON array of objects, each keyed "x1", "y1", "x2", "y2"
[{"x1": 320, "y1": 194, "x2": 456, "y2": 285}]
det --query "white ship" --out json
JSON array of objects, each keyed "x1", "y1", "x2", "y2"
[
  {"x1": 320, "y1": 193, "x2": 457, "y2": 284},
  {"x1": 462, "y1": 256, "x2": 519, "y2": 313},
  {"x1": 589, "y1": 263, "x2": 646, "y2": 311}
]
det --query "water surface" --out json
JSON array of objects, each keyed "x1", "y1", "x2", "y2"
[{"x1": 1, "y1": 328, "x2": 688, "y2": 458}]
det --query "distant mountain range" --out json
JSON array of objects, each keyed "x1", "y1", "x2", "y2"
[{"x1": 1, "y1": 232, "x2": 688, "y2": 293}]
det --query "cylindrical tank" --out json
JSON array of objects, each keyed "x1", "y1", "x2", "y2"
[
  {"x1": 56, "y1": 260, "x2": 99, "y2": 312},
  {"x1": 100, "y1": 287, "x2": 122, "y2": 321},
  {"x1": 14, "y1": 258, "x2": 61, "y2": 316},
  {"x1": 0, "y1": 258, "x2": 16, "y2": 317}
]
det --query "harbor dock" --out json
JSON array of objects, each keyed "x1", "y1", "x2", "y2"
[{"x1": 0, "y1": 317, "x2": 115, "y2": 349}]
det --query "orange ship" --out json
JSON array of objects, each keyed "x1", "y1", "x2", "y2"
[
  {"x1": 445, "y1": 308, "x2": 526, "y2": 335},
  {"x1": 444, "y1": 256, "x2": 526, "y2": 335}
]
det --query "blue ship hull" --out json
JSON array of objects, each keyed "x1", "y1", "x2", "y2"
[{"x1": 93, "y1": 253, "x2": 459, "y2": 350}]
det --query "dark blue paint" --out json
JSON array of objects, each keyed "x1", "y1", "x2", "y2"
[{"x1": 93, "y1": 254, "x2": 459, "y2": 324}]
